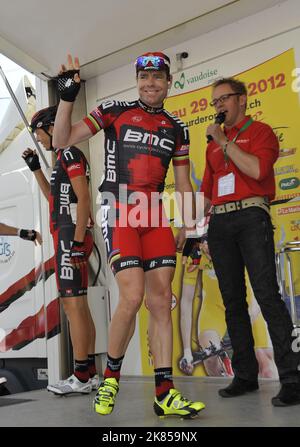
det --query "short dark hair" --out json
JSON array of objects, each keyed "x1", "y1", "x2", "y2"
[{"x1": 212, "y1": 77, "x2": 247, "y2": 96}]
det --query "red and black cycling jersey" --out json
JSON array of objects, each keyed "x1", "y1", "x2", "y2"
[
  {"x1": 83, "y1": 99, "x2": 190, "y2": 197},
  {"x1": 49, "y1": 146, "x2": 90, "y2": 233}
]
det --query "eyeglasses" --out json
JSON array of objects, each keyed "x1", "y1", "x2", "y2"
[
  {"x1": 135, "y1": 55, "x2": 170, "y2": 71},
  {"x1": 210, "y1": 93, "x2": 240, "y2": 107}
]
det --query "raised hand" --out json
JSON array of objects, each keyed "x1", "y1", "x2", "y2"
[
  {"x1": 58, "y1": 54, "x2": 81, "y2": 102},
  {"x1": 22, "y1": 148, "x2": 41, "y2": 171}
]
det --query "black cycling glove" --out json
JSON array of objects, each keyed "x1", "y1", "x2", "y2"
[
  {"x1": 183, "y1": 234, "x2": 208, "y2": 265},
  {"x1": 23, "y1": 152, "x2": 41, "y2": 171},
  {"x1": 19, "y1": 229, "x2": 37, "y2": 241},
  {"x1": 57, "y1": 70, "x2": 81, "y2": 102},
  {"x1": 70, "y1": 240, "x2": 88, "y2": 267}
]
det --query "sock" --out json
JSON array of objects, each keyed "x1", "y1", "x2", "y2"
[
  {"x1": 154, "y1": 367, "x2": 174, "y2": 400},
  {"x1": 88, "y1": 354, "x2": 97, "y2": 378},
  {"x1": 104, "y1": 354, "x2": 124, "y2": 382},
  {"x1": 74, "y1": 359, "x2": 89, "y2": 383}
]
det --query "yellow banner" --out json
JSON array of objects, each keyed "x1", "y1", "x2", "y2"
[{"x1": 139, "y1": 49, "x2": 300, "y2": 378}]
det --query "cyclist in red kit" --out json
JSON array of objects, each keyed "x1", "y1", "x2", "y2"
[
  {"x1": 22, "y1": 106, "x2": 98, "y2": 396},
  {"x1": 85, "y1": 95, "x2": 191, "y2": 274},
  {"x1": 53, "y1": 53, "x2": 205, "y2": 418}
]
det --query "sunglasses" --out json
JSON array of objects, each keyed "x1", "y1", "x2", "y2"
[
  {"x1": 135, "y1": 55, "x2": 170, "y2": 70},
  {"x1": 210, "y1": 93, "x2": 240, "y2": 107}
]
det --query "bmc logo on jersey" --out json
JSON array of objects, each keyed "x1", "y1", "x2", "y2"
[
  {"x1": 124, "y1": 129, "x2": 174, "y2": 152},
  {"x1": 102, "y1": 100, "x2": 135, "y2": 110},
  {"x1": 60, "y1": 183, "x2": 71, "y2": 215}
]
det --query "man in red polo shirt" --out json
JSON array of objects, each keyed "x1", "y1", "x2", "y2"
[{"x1": 201, "y1": 77, "x2": 300, "y2": 406}]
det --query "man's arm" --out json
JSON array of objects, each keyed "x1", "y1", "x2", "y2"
[
  {"x1": 206, "y1": 123, "x2": 260, "y2": 179},
  {"x1": 53, "y1": 55, "x2": 93, "y2": 148},
  {"x1": 173, "y1": 164, "x2": 197, "y2": 251},
  {"x1": 0, "y1": 223, "x2": 42, "y2": 245},
  {"x1": 0, "y1": 223, "x2": 18, "y2": 236},
  {"x1": 180, "y1": 151, "x2": 212, "y2": 264},
  {"x1": 68, "y1": 175, "x2": 91, "y2": 268},
  {"x1": 22, "y1": 149, "x2": 50, "y2": 201},
  {"x1": 53, "y1": 101, "x2": 93, "y2": 148},
  {"x1": 70, "y1": 176, "x2": 91, "y2": 243},
  {"x1": 225, "y1": 141, "x2": 260, "y2": 179}
]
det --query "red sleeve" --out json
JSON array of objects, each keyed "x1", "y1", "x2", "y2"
[
  {"x1": 200, "y1": 153, "x2": 213, "y2": 200},
  {"x1": 251, "y1": 124, "x2": 279, "y2": 182},
  {"x1": 62, "y1": 147, "x2": 87, "y2": 179},
  {"x1": 83, "y1": 100, "x2": 123, "y2": 134}
]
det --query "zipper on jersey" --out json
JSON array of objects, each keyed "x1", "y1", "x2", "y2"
[{"x1": 148, "y1": 130, "x2": 153, "y2": 189}]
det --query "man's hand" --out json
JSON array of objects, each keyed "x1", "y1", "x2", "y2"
[
  {"x1": 19, "y1": 229, "x2": 42, "y2": 245},
  {"x1": 58, "y1": 54, "x2": 81, "y2": 102},
  {"x1": 34, "y1": 232, "x2": 43, "y2": 245},
  {"x1": 206, "y1": 123, "x2": 227, "y2": 146},
  {"x1": 22, "y1": 149, "x2": 41, "y2": 171},
  {"x1": 70, "y1": 240, "x2": 88, "y2": 268}
]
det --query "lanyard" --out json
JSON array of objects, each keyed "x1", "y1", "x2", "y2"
[{"x1": 224, "y1": 117, "x2": 253, "y2": 165}]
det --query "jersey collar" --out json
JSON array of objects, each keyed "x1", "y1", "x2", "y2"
[
  {"x1": 224, "y1": 115, "x2": 251, "y2": 135},
  {"x1": 138, "y1": 99, "x2": 164, "y2": 114}
]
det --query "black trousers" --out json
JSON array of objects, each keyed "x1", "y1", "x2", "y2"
[{"x1": 208, "y1": 207, "x2": 300, "y2": 383}]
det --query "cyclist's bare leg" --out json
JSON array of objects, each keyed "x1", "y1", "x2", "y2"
[
  {"x1": 84, "y1": 300, "x2": 96, "y2": 354},
  {"x1": 145, "y1": 267, "x2": 175, "y2": 367},
  {"x1": 179, "y1": 277, "x2": 204, "y2": 375},
  {"x1": 108, "y1": 267, "x2": 144, "y2": 358},
  {"x1": 62, "y1": 295, "x2": 90, "y2": 360}
]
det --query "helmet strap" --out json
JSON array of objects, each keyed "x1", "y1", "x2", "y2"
[{"x1": 43, "y1": 127, "x2": 55, "y2": 151}]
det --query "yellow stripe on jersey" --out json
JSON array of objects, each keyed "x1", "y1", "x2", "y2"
[{"x1": 86, "y1": 114, "x2": 102, "y2": 132}]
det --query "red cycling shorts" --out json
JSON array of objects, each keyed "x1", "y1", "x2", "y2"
[{"x1": 100, "y1": 198, "x2": 176, "y2": 275}]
